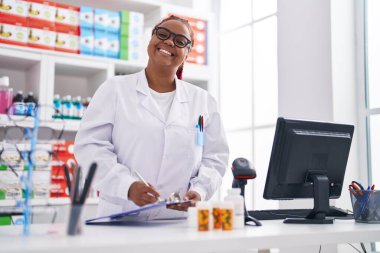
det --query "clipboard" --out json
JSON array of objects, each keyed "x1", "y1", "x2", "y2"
[{"x1": 85, "y1": 200, "x2": 191, "y2": 224}]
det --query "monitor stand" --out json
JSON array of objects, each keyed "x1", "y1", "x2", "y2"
[{"x1": 284, "y1": 174, "x2": 334, "y2": 224}]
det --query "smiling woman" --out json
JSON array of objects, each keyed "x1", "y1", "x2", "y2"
[{"x1": 74, "y1": 15, "x2": 229, "y2": 220}]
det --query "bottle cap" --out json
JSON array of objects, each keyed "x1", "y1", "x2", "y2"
[
  {"x1": 196, "y1": 201, "x2": 210, "y2": 210},
  {"x1": 0, "y1": 76, "x2": 9, "y2": 87},
  {"x1": 227, "y1": 188, "x2": 241, "y2": 195}
]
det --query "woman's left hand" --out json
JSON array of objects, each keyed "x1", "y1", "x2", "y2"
[{"x1": 167, "y1": 190, "x2": 201, "y2": 212}]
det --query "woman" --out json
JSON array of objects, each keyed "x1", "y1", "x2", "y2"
[{"x1": 74, "y1": 15, "x2": 229, "y2": 219}]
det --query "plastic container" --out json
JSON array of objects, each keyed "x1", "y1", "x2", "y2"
[
  {"x1": 220, "y1": 202, "x2": 234, "y2": 231},
  {"x1": 350, "y1": 189, "x2": 380, "y2": 223},
  {"x1": 224, "y1": 188, "x2": 245, "y2": 229},
  {"x1": 53, "y1": 94, "x2": 62, "y2": 118},
  {"x1": 187, "y1": 206, "x2": 198, "y2": 228},
  {"x1": 196, "y1": 201, "x2": 210, "y2": 231},
  {"x1": 0, "y1": 76, "x2": 13, "y2": 114},
  {"x1": 12, "y1": 90, "x2": 25, "y2": 115},
  {"x1": 24, "y1": 92, "x2": 38, "y2": 116},
  {"x1": 212, "y1": 202, "x2": 222, "y2": 229}
]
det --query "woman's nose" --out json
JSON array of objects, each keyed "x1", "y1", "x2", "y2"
[{"x1": 164, "y1": 35, "x2": 175, "y2": 47}]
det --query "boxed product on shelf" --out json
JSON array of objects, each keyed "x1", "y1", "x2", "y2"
[
  {"x1": 107, "y1": 10, "x2": 120, "y2": 34},
  {"x1": 55, "y1": 2, "x2": 79, "y2": 33},
  {"x1": 120, "y1": 35, "x2": 143, "y2": 61},
  {"x1": 0, "y1": 0, "x2": 29, "y2": 26},
  {"x1": 80, "y1": 27, "x2": 93, "y2": 55},
  {"x1": 27, "y1": 25, "x2": 56, "y2": 50},
  {"x1": 55, "y1": 30, "x2": 79, "y2": 54},
  {"x1": 31, "y1": 170, "x2": 50, "y2": 199},
  {"x1": 120, "y1": 10, "x2": 144, "y2": 38},
  {"x1": 79, "y1": 6, "x2": 93, "y2": 29},
  {"x1": 169, "y1": 13, "x2": 207, "y2": 65},
  {"x1": 27, "y1": 0, "x2": 56, "y2": 30},
  {"x1": 94, "y1": 29, "x2": 107, "y2": 57},
  {"x1": 106, "y1": 32, "x2": 119, "y2": 59},
  {"x1": 0, "y1": 171, "x2": 22, "y2": 200},
  {"x1": 50, "y1": 141, "x2": 75, "y2": 198},
  {"x1": 0, "y1": 21, "x2": 29, "y2": 46},
  {"x1": 94, "y1": 8, "x2": 108, "y2": 31}
]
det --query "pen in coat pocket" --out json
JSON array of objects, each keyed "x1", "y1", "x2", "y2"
[{"x1": 134, "y1": 170, "x2": 162, "y2": 201}]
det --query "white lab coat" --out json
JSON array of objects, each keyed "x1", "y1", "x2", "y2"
[{"x1": 74, "y1": 70, "x2": 229, "y2": 219}]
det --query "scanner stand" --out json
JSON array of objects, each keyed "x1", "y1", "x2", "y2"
[{"x1": 232, "y1": 179, "x2": 262, "y2": 226}]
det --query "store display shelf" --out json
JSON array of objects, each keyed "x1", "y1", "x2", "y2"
[{"x1": 0, "y1": 197, "x2": 98, "y2": 207}]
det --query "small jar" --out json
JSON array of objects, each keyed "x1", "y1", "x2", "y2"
[
  {"x1": 220, "y1": 202, "x2": 234, "y2": 231},
  {"x1": 196, "y1": 201, "x2": 210, "y2": 231}
]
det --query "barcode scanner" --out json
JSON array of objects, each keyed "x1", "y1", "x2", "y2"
[{"x1": 231, "y1": 158, "x2": 262, "y2": 226}]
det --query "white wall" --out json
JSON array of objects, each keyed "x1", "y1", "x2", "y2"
[
  {"x1": 278, "y1": 0, "x2": 333, "y2": 121},
  {"x1": 277, "y1": 0, "x2": 360, "y2": 211}
]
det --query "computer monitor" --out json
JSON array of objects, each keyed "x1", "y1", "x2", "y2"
[{"x1": 263, "y1": 117, "x2": 354, "y2": 224}]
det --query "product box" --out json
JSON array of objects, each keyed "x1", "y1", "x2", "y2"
[
  {"x1": 55, "y1": 31, "x2": 79, "y2": 54},
  {"x1": 0, "y1": 171, "x2": 22, "y2": 200},
  {"x1": 50, "y1": 141, "x2": 75, "y2": 198},
  {"x1": 94, "y1": 29, "x2": 107, "y2": 57},
  {"x1": 31, "y1": 170, "x2": 50, "y2": 199},
  {"x1": 27, "y1": 0, "x2": 56, "y2": 30},
  {"x1": 55, "y1": 2, "x2": 79, "y2": 33},
  {"x1": 80, "y1": 27, "x2": 93, "y2": 55},
  {"x1": 94, "y1": 8, "x2": 108, "y2": 31},
  {"x1": 126, "y1": 11, "x2": 144, "y2": 27},
  {"x1": 120, "y1": 36, "x2": 143, "y2": 61},
  {"x1": 79, "y1": 6, "x2": 93, "y2": 29},
  {"x1": 0, "y1": 22, "x2": 29, "y2": 46},
  {"x1": 106, "y1": 32, "x2": 119, "y2": 59},
  {"x1": 107, "y1": 10, "x2": 120, "y2": 33},
  {"x1": 120, "y1": 22, "x2": 143, "y2": 38},
  {"x1": 28, "y1": 26, "x2": 56, "y2": 50},
  {"x1": 0, "y1": 0, "x2": 29, "y2": 26}
]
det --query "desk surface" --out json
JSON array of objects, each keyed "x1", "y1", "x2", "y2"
[{"x1": 0, "y1": 219, "x2": 379, "y2": 253}]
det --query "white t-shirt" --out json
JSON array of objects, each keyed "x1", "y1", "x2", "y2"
[{"x1": 149, "y1": 88, "x2": 176, "y2": 121}]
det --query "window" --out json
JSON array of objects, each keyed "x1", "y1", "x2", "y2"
[{"x1": 219, "y1": 0, "x2": 278, "y2": 209}]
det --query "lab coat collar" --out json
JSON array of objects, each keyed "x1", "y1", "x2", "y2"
[{"x1": 136, "y1": 69, "x2": 190, "y2": 124}]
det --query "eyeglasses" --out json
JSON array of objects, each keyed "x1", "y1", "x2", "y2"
[{"x1": 152, "y1": 27, "x2": 192, "y2": 49}]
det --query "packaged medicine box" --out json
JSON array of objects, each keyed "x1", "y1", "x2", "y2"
[
  {"x1": 107, "y1": 10, "x2": 120, "y2": 33},
  {"x1": 94, "y1": 29, "x2": 107, "y2": 57},
  {"x1": 0, "y1": 0, "x2": 29, "y2": 26},
  {"x1": 55, "y1": 31, "x2": 79, "y2": 54},
  {"x1": 94, "y1": 8, "x2": 108, "y2": 31},
  {"x1": 79, "y1": 6, "x2": 93, "y2": 29},
  {"x1": 80, "y1": 27, "x2": 93, "y2": 55},
  {"x1": 55, "y1": 2, "x2": 79, "y2": 33},
  {"x1": 0, "y1": 21, "x2": 29, "y2": 46},
  {"x1": 106, "y1": 32, "x2": 119, "y2": 59},
  {"x1": 27, "y1": 0, "x2": 56, "y2": 30},
  {"x1": 28, "y1": 26, "x2": 56, "y2": 50}
]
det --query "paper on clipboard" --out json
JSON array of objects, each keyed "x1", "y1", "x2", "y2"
[{"x1": 85, "y1": 200, "x2": 191, "y2": 224}]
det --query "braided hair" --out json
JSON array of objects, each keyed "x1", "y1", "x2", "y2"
[{"x1": 153, "y1": 15, "x2": 194, "y2": 80}]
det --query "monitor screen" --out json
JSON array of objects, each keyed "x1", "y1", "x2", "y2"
[{"x1": 264, "y1": 117, "x2": 354, "y2": 201}]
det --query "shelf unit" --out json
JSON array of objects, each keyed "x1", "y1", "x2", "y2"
[{"x1": 0, "y1": 0, "x2": 216, "y2": 214}]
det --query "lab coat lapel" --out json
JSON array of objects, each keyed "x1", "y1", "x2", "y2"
[
  {"x1": 166, "y1": 79, "x2": 190, "y2": 126},
  {"x1": 136, "y1": 70, "x2": 165, "y2": 123}
]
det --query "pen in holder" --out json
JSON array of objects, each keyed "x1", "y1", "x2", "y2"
[{"x1": 67, "y1": 163, "x2": 97, "y2": 236}]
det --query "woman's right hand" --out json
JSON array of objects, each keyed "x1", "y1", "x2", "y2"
[{"x1": 128, "y1": 181, "x2": 160, "y2": 206}]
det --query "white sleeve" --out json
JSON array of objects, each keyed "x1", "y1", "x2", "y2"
[
  {"x1": 74, "y1": 79, "x2": 137, "y2": 201},
  {"x1": 189, "y1": 96, "x2": 229, "y2": 201}
]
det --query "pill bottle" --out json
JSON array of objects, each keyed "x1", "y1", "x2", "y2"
[
  {"x1": 212, "y1": 202, "x2": 222, "y2": 229},
  {"x1": 224, "y1": 188, "x2": 245, "y2": 229},
  {"x1": 196, "y1": 201, "x2": 210, "y2": 231},
  {"x1": 220, "y1": 201, "x2": 234, "y2": 231},
  {"x1": 187, "y1": 206, "x2": 198, "y2": 228}
]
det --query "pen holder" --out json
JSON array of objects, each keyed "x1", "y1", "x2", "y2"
[
  {"x1": 349, "y1": 190, "x2": 380, "y2": 223},
  {"x1": 67, "y1": 204, "x2": 83, "y2": 236}
]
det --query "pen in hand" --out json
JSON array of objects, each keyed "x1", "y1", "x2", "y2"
[{"x1": 133, "y1": 170, "x2": 162, "y2": 202}]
